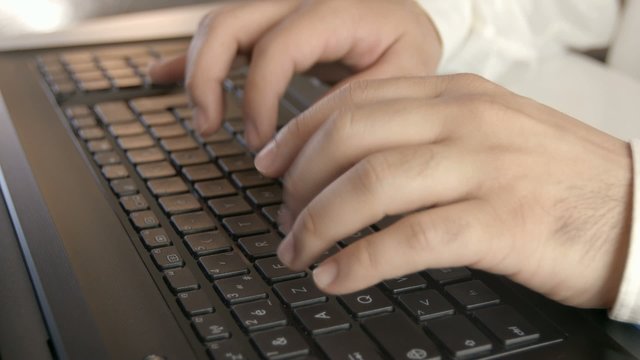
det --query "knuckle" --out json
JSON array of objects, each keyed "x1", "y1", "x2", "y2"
[
  {"x1": 324, "y1": 109, "x2": 355, "y2": 145},
  {"x1": 406, "y1": 216, "x2": 437, "y2": 252},
  {"x1": 296, "y1": 205, "x2": 321, "y2": 240},
  {"x1": 346, "y1": 79, "x2": 370, "y2": 104},
  {"x1": 353, "y1": 239, "x2": 378, "y2": 272},
  {"x1": 354, "y1": 154, "x2": 391, "y2": 198}
]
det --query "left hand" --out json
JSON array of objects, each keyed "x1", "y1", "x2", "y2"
[{"x1": 254, "y1": 74, "x2": 632, "y2": 309}]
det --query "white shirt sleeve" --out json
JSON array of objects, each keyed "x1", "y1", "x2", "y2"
[
  {"x1": 415, "y1": 0, "x2": 619, "y2": 79},
  {"x1": 610, "y1": 139, "x2": 640, "y2": 324}
]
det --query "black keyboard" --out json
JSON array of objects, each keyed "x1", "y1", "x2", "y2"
[{"x1": 37, "y1": 40, "x2": 564, "y2": 360}]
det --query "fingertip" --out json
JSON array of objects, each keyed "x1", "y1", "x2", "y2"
[
  {"x1": 147, "y1": 55, "x2": 187, "y2": 84},
  {"x1": 313, "y1": 260, "x2": 339, "y2": 291},
  {"x1": 244, "y1": 120, "x2": 263, "y2": 152}
]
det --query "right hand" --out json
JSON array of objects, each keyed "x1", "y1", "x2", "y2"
[{"x1": 148, "y1": 0, "x2": 442, "y2": 150}]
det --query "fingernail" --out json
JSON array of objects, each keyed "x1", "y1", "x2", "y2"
[
  {"x1": 254, "y1": 140, "x2": 276, "y2": 173},
  {"x1": 277, "y1": 235, "x2": 295, "y2": 267},
  {"x1": 277, "y1": 205, "x2": 293, "y2": 234},
  {"x1": 313, "y1": 260, "x2": 338, "y2": 289}
]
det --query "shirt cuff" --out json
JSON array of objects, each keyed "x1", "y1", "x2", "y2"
[
  {"x1": 414, "y1": 0, "x2": 473, "y2": 70},
  {"x1": 610, "y1": 139, "x2": 640, "y2": 324}
]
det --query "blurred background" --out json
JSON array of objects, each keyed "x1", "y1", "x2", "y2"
[{"x1": 0, "y1": 0, "x2": 210, "y2": 37}]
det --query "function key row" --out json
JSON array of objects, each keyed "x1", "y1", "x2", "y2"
[{"x1": 38, "y1": 41, "x2": 190, "y2": 97}]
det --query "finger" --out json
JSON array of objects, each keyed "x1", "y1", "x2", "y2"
[
  {"x1": 277, "y1": 143, "x2": 482, "y2": 270},
  {"x1": 254, "y1": 76, "x2": 453, "y2": 176},
  {"x1": 280, "y1": 97, "x2": 463, "y2": 219},
  {"x1": 241, "y1": 0, "x2": 420, "y2": 150},
  {"x1": 186, "y1": 0, "x2": 301, "y2": 134},
  {"x1": 312, "y1": 200, "x2": 498, "y2": 294},
  {"x1": 148, "y1": 55, "x2": 187, "y2": 84}
]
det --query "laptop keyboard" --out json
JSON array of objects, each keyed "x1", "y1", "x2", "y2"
[{"x1": 37, "y1": 40, "x2": 563, "y2": 360}]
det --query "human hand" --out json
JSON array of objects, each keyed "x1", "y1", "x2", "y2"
[
  {"x1": 255, "y1": 74, "x2": 632, "y2": 309},
  {"x1": 148, "y1": 0, "x2": 442, "y2": 150}
]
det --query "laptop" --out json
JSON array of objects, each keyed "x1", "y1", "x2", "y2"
[{"x1": 0, "y1": 6, "x2": 639, "y2": 360}]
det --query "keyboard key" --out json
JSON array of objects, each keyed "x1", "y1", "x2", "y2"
[
  {"x1": 362, "y1": 312, "x2": 440, "y2": 360},
  {"x1": 140, "y1": 228, "x2": 171, "y2": 248},
  {"x1": 130, "y1": 93, "x2": 189, "y2": 113},
  {"x1": 473, "y1": 305, "x2": 539, "y2": 347},
  {"x1": 177, "y1": 289, "x2": 214, "y2": 316},
  {"x1": 110, "y1": 178, "x2": 137, "y2": 195},
  {"x1": 224, "y1": 119, "x2": 245, "y2": 133},
  {"x1": 171, "y1": 211, "x2": 216, "y2": 234},
  {"x1": 232, "y1": 298, "x2": 287, "y2": 332},
  {"x1": 251, "y1": 326, "x2": 309, "y2": 360},
  {"x1": 87, "y1": 140, "x2": 113, "y2": 153},
  {"x1": 192, "y1": 313, "x2": 231, "y2": 341},
  {"x1": 196, "y1": 128, "x2": 232, "y2": 143},
  {"x1": 238, "y1": 233, "x2": 281, "y2": 259},
  {"x1": 94, "y1": 151, "x2": 120, "y2": 166},
  {"x1": 398, "y1": 289, "x2": 455, "y2": 321},
  {"x1": 120, "y1": 194, "x2": 148, "y2": 212},
  {"x1": 108, "y1": 122, "x2": 145, "y2": 137},
  {"x1": 199, "y1": 252, "x2": 248, "y2": 280},
  {"x1": 71, "y1": 116, "x2": 97, "y2": 129},
  {"x1": 101, "y1": 164, "x2": 128, "y2": 179},
  {"x1": 182, "y1": 163, "x2": 222, "y2": 182},
  {"x1": 184, "y1": 230, "x2": 232, "y2": 256},
  {"x1": 150, "y1": 123, "x2": 186, "y2": 138},
  {"x1": 315, "y1": 329, "x2": 384, "y2": 360},
  {"x1": 207, "y1": 338, "x2": 258, "y2": 360},
  {"x1": 382, "y1": 274, "x2": 428, "y2": 294},
  {"x1": 65, "y1": 104, "x2": 92, "y2": 118},
  {"x1": 273, "y1": 277, "x2": 326, "y2": 308},
  {"x1": 170, "y1": 148, "x2": 209, "y2": 167},
  {"x1": 223, "y1": 214, "x2": 269, "y2": 237},
  {"x1": 130, "y1": 210, "x2": 159, "y2": 229},
  {"x1": 427, "y1": 315, "x2": 492, "y2": 358},
  {"x1": 148, "y1": 176, "x2": 188, "y2": 196},
  {"x1": 164, "y1": 267, "x2": 199, "y2": 293},
  {"x1": 208, "y1": 196, "x2": 252, "y2": 217},
  {"x1": 95, "y1": 101, "x2": 136, "y2": 124},
  {"x1": 215, "y1": 274, "x2": 268, "y2": 304},
  {"x1": 255, "y1": 257, "x2": 306, "y2": 283},
  {"x1": 117, "y1": 134, "x2": 155, "y2": 150},
  {"x1": 78, "y1": 127, "x2": 105, "y2": 140},
  {"x1": 246, "y1": 186, "x2": 282, "y2": 207},
  {"x1": 195, "y1": 179, "x2": 236, "y2": 198},
  {"x1": 127, "y1": 147, "x2": 165, "y2": 164},
  {"x1": 218, "y1": 154, "x2": 255, "y2": 173},
  {"x1": 112, "y1": 76, "x2": 144, "y2": 89},
  {"x1": 339, "y1": 287, "x2": 393, "y2": 318},
  {"x1": 150, "y1": 246, "x2": 183, "y2": 269},
  {"x1": 232, "y1": 170, "x2": 275, "y2": 188},
  {"x1": 445, "y1": 280, "x2": 500, "y2": 310},
  {"x1": 159, "y1": 193, "x2": 201, "y2": 214},
  {"x1": 426, "y1": 267, "x2": 471, "y2": 284},
  {"x1": 173, "y1": 106, "x2": 193, "y2": 120},
  {"x1": 294, "y1": 301, "x2": 350, "y2": 335},
  {"x1": 137, "y1": 161, "x2": 176, "y2": 179},
  {"x1": 262, "y1": 205, "x2": 282, "y2": 225},
  {"x1": 206, "y1": 141, "x2": 246, "y2": 158},
  {"x1": 74, "y1": 70, "x2": 105, "y2": 82},
  {"x1": 139, "y1": 111, "x2": 176, "y2": 126},
  {"x1": 160, "y1": 136, "x2": 198, "y2": 152}
]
